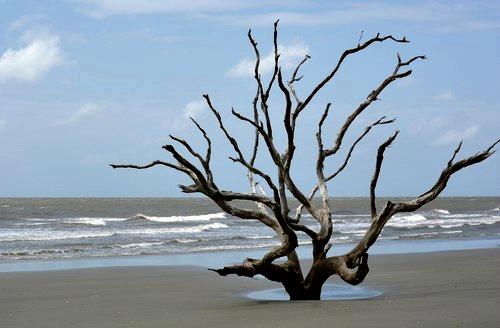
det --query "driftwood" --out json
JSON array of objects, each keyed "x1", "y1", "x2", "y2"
[{"x1": 111, "y1": 21, "x2": 498, "y2": 300}]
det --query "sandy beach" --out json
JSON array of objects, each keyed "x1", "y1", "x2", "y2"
[{"x1": 1, "y1": 248, "x2": 499, "y2": 328}]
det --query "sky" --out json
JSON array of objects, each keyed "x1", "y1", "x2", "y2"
[{"x1": 0, "y1": 0, "x2": 499, "y2": 197}]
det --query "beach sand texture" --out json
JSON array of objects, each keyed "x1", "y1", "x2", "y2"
[{"x1": 1, "y1": 248, "x2": 499, "y2": 328}]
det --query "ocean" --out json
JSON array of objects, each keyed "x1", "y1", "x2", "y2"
[{"x1": 1, "y1": 197, "x2": 499, "y2": 261}]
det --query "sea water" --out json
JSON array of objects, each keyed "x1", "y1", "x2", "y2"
[{"x1": 1, "y1": 197, "x2": 499, "y2": 261}]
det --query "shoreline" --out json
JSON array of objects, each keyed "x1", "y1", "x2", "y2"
[
  {"x1": 2, "y1": 248, "x2": 499, "y2": 327},
  {"x1": 1, "y1": 237, "x2": 499, "y2": 273}
]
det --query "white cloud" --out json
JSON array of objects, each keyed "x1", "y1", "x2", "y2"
[
  {"x1": 78, "y1": 1, "x2": 500, "y2": 33},
  {"x1": 434, "y1": 90, "x2": 454, "y2": 101},
  {"x1": 0, "y1": 30, "x2": 64, "y2": 82},
  {"x1": 227, "y1": 41, "x2": 309, "y2": 78},
  {"x1": 54, "y1": 103, "x2": 103, "y2": 126},
  {"x1": 183, "y1": 100, "x2": 207, "y2": 119},
  {"x1": 9, "y1": 14, "x2": 47, "y2": 30},
  {"x1": 433, "y1": 125, "x2": 480, "y2": 146},
  {"x1": 164, "y1": 100, "x2": 208, "y2": 130},
  {"x1": 210, "y1": 5, "x2": 439, "y2": 27},
  {"x1": 209, "y1": 3, "x2": 500, "y2": 32},
  {"x1": 411, "y1": 116, "x2": 447, "y2": 135},
  {"x1": 76, "y1": 1, "x2": 500, "y2": 37},
  {"x1": 81, "y1": 0, "x2": 261, "y2": 18}
]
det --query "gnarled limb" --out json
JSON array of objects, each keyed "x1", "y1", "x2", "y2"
[
  {"x1": 294, "y1": 116, "x2": 395, "y2": 222},
  {"x1": 110, "y1": 160, "x2": 189, "y2": 174},
  {"x1": 345, "y1": 139, "x2": 499, "y2": 264},
  {"x1": 335, "y1": 253, "x2": 370, "y2": 285},
  {"x1": 203, "y1": 94, "x2": 280, "y2": 202},
  {"x1": 324, "y1": 55, "x2": 424, "y2": 157},
  {"x1": 370, "y1": 131, "x2": 399, "y2": 219},
  {"x1": 288, "y1": 54, "x2": 311, "y2": 105},
  {"x1": 295, "y1": 33, "x2": 410, "y2": 119}
]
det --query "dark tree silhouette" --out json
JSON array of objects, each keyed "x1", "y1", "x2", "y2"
[{"x1": 111, "y1": 21, "x2": 498, "y2": 300}]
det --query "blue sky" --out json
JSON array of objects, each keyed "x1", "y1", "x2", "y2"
[{"x1": 0, "y1": 0, "x2": 498, "y2": 197}]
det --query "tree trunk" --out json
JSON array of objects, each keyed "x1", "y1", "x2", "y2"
[
  {"x1": 284, "y1": 283, "x2": 322, "y2": 301},
  {"x1": 282, "y1": 259, "x2": 329, "y2": 300}
]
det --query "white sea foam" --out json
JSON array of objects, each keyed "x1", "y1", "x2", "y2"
[
  {"x1": 340, "y1": 229, "x2": 368, "y2": 234},
  {"x1": 65, "y1": 218, "x2": 107, "y2": 226},
  {"x1": 386, "y1": 213, "x2": 500, "y2": 229},
  {"x1": 328, "y1": 213, "x2": 500, "y2": 233},
  {"x1": 438, "y1": 213, "x2": 484, "y2": 218},
  {"x1": 246, "y1": 235, "x2": 276, "y2": 239},
  {"x1": 129, "y1": 212, "x2": 226, "y2": 223},
  {"x1": 0, "y1": 221, "x2": 229, "y2": 242},
  {"x1": 434, "y1": 209, "x2": 450, "y2": 215},
  {"x1": 0, "y1": 230, "x2": 114, "y2": 242},
  {"x1": 401, "y1": 230, "x2": 462, "y2": 238},
  {"x1": 24, "y1": 218, "x2": 58, "y2": 222},
  {"x1": 115, "y1": 242, "x2": 164, "y2": 248},
  {"x1": 334, "y1": 214, "x2": 371, "y2": 218},
  {"x1": 117, "y1": 222, "x2": 229, "y2": 235},
  {"x1": 190, "y1": 242, "x2": 279, "y2": 252},
  {"x1": 173, "y1": 238, "x2": 200, "y2": 243},
  {"x1": 394, "y1": 214, "x2": 427, "y2": 223},
  {"x1": 61, "y1": 217, "x2": 131, "y2": 226}
]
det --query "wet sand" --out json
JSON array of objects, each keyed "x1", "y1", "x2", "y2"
[{"x1": 1, "y1": 248, "x2": 499, "y2": 327}]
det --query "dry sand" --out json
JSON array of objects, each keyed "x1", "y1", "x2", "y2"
[{"x1": 1, "y1": 248, "x2": 499, "y2": 327}]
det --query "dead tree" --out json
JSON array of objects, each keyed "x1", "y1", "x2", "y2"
[{"x1": 111, "y1": 21, "x2": 498, "y2": 300}]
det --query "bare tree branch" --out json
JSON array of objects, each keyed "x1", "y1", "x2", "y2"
[
  {"x1": 248, "y1": 20, "x2": 280, "y2": 139},
  {"x1": 324, "y1": 55, "x2": 424, "y2": 157},
  {"x1": 295, "y1": 33, "x2": 410, "y2": 119},
  {"x1": 294, "y1": 116, "x2": 395, "y2": 222},
  {"x1": 110, "y1": 160, "x2": 186, "y2": 173},
  {"x1": 190, "y1": 117, "x2": 212, "y2": 164},
  {"x1": 345, "y1": 139, "x2": 499, "y2": 263},
  {"x1": 288, "y1": 54, "x2": 311, "y2": 104},
  {"x1": 370, "y1": 131, "x2": 399, "y2": 219},
  {"x1": 203, "y1": 94, "x2": 280, "y2": 200}
]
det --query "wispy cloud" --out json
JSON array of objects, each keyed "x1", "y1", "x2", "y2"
[
  {"x1": 165, "y1": 100, "x2": 208, "y2": 130},
  {"x1": 207, "y1": 2, "x2": 500, "y2": 32},
  {"x1": 9, "y1": 14, "x2": 47, "y2": 30},
  {"x1": 81, "y1": 0, "x2": 263, "y2": 18},
  {"x1": 0, "y1": 28, "x2": 65, "y2": 83},
  {"x1": 433, "y1": 125, "x2": 480, "y2": 146},
  {"x1": 183, "y1": 100, "x2": 207, "y2": 118},
  {"x1": 80, "y1": 1, "x2": 500, "y2": 33},
  {"x1": 0, "y1": 119, "x2": 6, "y2": 130},
  {"x1": 410, "y1": 116, "x2": 447, "y2": 135},
  {"x1": 227, "y1": 41, "x2": 309, "y2": 78},
  {"x1": 434, "y1": 90, "x2": 454, "y2": 101},
  {"x1": 54, "y1": 103, "x2": 103, "y2": 126}
]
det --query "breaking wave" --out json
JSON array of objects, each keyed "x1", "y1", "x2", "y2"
[
  {"x1": 0, "y1": 230, "x2": 115, "y2": 242},
  {"x1": 116, "y1": 222, "x2": 229, "y2": 235},
  {"x1": 64, "y1": 218, "x2": 108, "y2": 226},
  {"x1": 127, "y1": 212, "x2": 226, "y2": 223}
]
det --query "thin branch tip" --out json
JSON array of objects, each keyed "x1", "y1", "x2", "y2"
[{"x1": 487, "y1": 138, "x2": 500, "y2": 152}]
